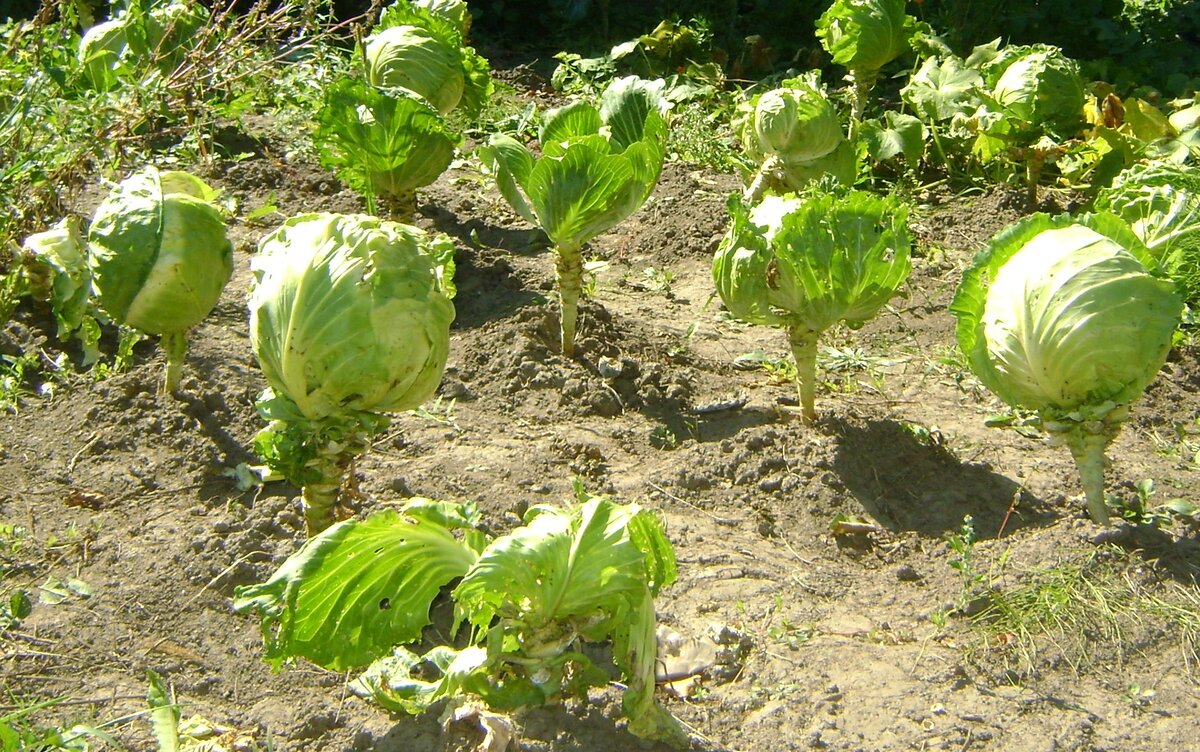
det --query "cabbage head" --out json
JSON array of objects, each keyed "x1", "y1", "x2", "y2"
[
  {"x1": 78, "y1": 1, "x2": 209, "y2": 91},
  {"x1": 951, "y1": 213, "x2": 1182, "y2": 523},
  {"x1": 249, "y1": 213, "x2": 456, "y2": 534},
  {"x1": 250, "y1": 214, "x2": 456, "y2": 422},
  {"x1": 478, "y1": 76, "x2": 667, "y2": 356},
  {"x1": 89, "y1": 167, "x2": 232, "y2": 393},
  {"x1": 313, "y1": 78, "x2": 457, "y2": 218},
  {"x1": 750, "y1": 83, "x2": 844, "y2": 164},
  {"x1": 364, "y1": 3, "x2": 491, "y2": 116},
  {"x1": 713, "y1": 186, "x2": 911, "y2": 421},
  {"x1": 816, "y1": 0, "x2": 914, "y2": 80},
  {"x1": 734, "y1": 73, "x2": 853, "y2": 200},
  {"x1": 985, "y1": 45, "x2": 1085, "y2": 136}
]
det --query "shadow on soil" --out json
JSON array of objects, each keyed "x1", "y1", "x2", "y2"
[
  {"x1": 1095, "y1": 523, "x2": 1200, "y2": 585},
  {"x1": 829, "y1": 417, "x2": 1057, "y2": 538}
]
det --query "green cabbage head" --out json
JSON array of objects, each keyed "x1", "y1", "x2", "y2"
[
  {"x1": 88, "y1": 167, "x2": 232, "y2": 392},
  {"x1": 951, "y1": 213, "x2": 1182, "y2": 523},
  {"x1": 364, "y1": 3, "x2": 491, "y2": 116},
  {"x1": 734, "y1": 73, "x2": 854, "y2": 199},
  {"x1": 738, "y1": 74, "x2": 844, "y2": 166},
  {"x1": 250, "y1": 213, "x2": 456, "y2": 422},
  {"x1": 1093, "y1": 160, "x2": 1200, "y2": 304},
  {"x1": 78, "y1": 1, "x2": 209, "y2": 91},
  {"x1": 816, "y1": 0, "x2": 914, "y2": 79},
  {"x1": 985, "y1": 45, "x2": 1085, "y2": 135}
]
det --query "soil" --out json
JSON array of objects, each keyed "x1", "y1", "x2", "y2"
[{"x1": 3, "y1": 82, "x2": 1199, "y2": 752}]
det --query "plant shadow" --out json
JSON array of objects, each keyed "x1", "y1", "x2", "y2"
[
  {"x1": 828, "y1": 416, "x2": 1057, "y2": 539},
  {"x1": 1094, "y1": 523, "x2": 1200, "y2": 586}
]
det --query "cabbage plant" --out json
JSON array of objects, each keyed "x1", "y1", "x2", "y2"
[
  {"x1": 249, "y1": 213, "x2": 456, "y2": 535},
  {"x1": 78, "y1": 0, "x2": 209, "y2": 91},
  {"x1": 816, "y1": 0, "x2": 916, "y2": 130},
  {"x1": 313, "y1": 78, "x2": 457, "y2": 218},
  {"x1": 1093, "y1": 161, "x2": 1200, "y2": 304},
  {"x1": 983, "y1": 45, "x2": 1085, "y2": 137},
  {"x1": 951, "y1": 213, "x2": 1183, "y2": 524},
  {"x1": 364, "y1": 1, "x2": 491, "y2": 117},
  {"x1": 734, "y1": 73, "x2": 855, "y2": 201},
  {"x1": 88, "y1": 167, "x2": 232, "y2": 394},
  {"x1": 713, "y1": 186, "x2": 911, "y2": 423},
  {"x1": 233, "y1": 484, "x2": 684, "y2": 745},
  {"x1": 479, "y1": 76, "x2": 667, "y2": 356}
]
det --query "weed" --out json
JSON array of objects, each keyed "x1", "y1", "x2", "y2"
[
  {"x1": 964, "y1": 546, "x2": 1200, "y2": 677},
  {"x1": 947, "y1": 515, "x2": 987, "y2": 608}
]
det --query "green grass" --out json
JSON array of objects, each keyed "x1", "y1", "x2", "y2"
[{"x1": 963, "y1": 545, "x2": 1200, "y2": 678}]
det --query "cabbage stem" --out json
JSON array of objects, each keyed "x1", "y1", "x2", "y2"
[
  {"x1": 1064, "y1": 430, "x2": 1113, "y2": 525},
  {"x1": 302, "y1": 438, "x2": 360, "y2": 536},
  {"x1": 743, "y1": 155, "x2": 782, "y2": 204},
  {"x1": 556, "y1": 244, "x2": 583, "y2": 357},
  {"x1": 789, "y1": 328, "x2": 820, "y2": 424},
  {"x1": 161, "y1": 330, "x2": 188, "y2": 395}
]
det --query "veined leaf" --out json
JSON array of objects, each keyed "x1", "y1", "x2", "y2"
[
  {"x1": 526, "y1": 144, "x2": 645, "y2": 250},
  {"x1": 233, "y1": 502, "x2": 479, "y2": 671}
]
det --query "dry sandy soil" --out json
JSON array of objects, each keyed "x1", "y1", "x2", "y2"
[{"x1": 2, "y1": 76, "x2": 1199, "y2": 752}]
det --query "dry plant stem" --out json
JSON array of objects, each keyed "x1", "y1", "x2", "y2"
[
  {"x1": 1064, "y1": 430, "x2": 1113, "y2": 525},
  {"x1": 788, "y1": 327, "x2": 820, "y2": 424},
  {"x1": 556, "y1": 244, "x2": 584, "y2": 357},
  {"x1": 160, "y1": 330, "x2": 188, "y2": 396}
]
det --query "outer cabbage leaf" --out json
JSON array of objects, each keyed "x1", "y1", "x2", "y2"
[
  {"x1": 1093, "y1": 161, "x2": 1200, "y2": 303},
  {"x1": 232, "y1": 502, "x2": 480, "y2": 671},
  {"x1": 816, "y1": 0, "x2": 914, "y2": 77},
  {"x1": 78, "y1": 19, "x2": 128, "y2": 91},
  {"x1": 249, "y1": 213, "x2": 456, "y2": 422},
  {"x1": 21, "y1": 218, "x2": 96, "y2": 353},
  {"x1": 901, "y1": 55, "x2": 984, "y2": 122},
  {"x1": 861, "y1": 111, "x2": 925, "y2": 167},
  {"x1": 88, "y1": 167, "x2": 232, "y2": 336}
]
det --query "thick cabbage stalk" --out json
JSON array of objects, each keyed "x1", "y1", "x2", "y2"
[
  {"x1": 88, "y1": 167, "x2": 232, "y2": 393},
  {"x1": 479, "y1": 76, "x2": 667, "y2": 356},
  {"x1": 951, "y1": 213, "x2": 1182, "y2": 523},
  {"x1": 249, "y1": 213, "x2": 456, "y2": 534},
  {"x1": 713, "y1": 187, "x2": 911, "y2": 422}
]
